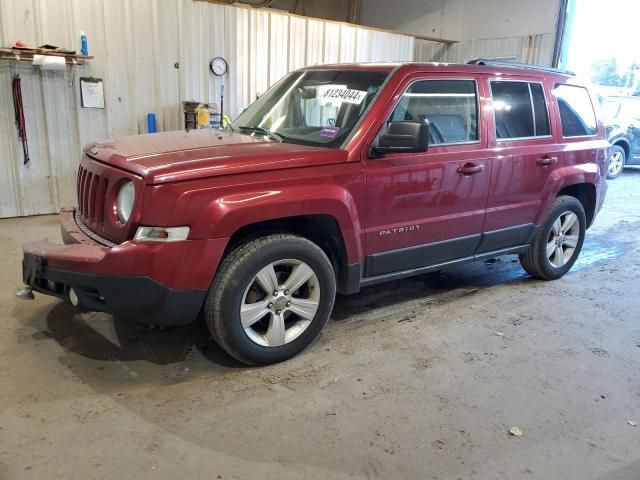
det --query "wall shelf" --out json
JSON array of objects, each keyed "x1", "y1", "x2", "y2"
[{"x1": 0, "y1": 48, "x2": 94, "y2": 65}]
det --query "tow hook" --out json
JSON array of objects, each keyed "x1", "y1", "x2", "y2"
[{"x1": 16, "y1": 285, "x2": 34, "y2": 299}]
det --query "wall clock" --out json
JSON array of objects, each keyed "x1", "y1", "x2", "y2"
[{"x1": 210, "y1": 57, "x2": 228, "y2": 76}]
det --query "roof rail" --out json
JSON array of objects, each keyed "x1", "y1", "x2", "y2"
[{"x1": 466, "y1": 58, "x2": 575, "y2": 76}]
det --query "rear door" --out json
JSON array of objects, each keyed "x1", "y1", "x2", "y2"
[
  {"x1": 362, "y1": 73, "x2": 492, "y2": 278},
  {"x1": 480, "y1": 76, "x2": 561, "y2": 253}
]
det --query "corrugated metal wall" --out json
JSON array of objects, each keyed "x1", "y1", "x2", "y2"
[
  {"x1": 0, "y1": 0, "x2": 414, "y2": 218},
  {"x1": 415, "y1": 34, "x2": 555, "y2": 67}
]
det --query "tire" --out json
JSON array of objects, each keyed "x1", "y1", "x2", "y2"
[
  {"x1": 205, "y1": 234, "x2": 336, "y2": 365},
  {"x1": 607, "y1": 145, "x2": 626, "y2": 179},
  {"x1": 519, "y1": 195, "x2": 586, "y2": 280}
]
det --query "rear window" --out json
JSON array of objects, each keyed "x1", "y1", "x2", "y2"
[
  {"x1": 388, "y1": 79, "x2": 478, "y2": 145},
  {"x1": 491, "y1": 81, "x2": 551, "y2": 139},
  {"x1": 554, "y1": 84, "x2": 597, "y2": 137}
]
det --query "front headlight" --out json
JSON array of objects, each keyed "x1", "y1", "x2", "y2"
[{"x1": 116, "y1": 180, "x2": 135, "y2": 224}]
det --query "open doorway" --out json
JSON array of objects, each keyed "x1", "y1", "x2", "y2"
[{"x1": 560, "y1": 0, "x2": 640, "y2": 178}]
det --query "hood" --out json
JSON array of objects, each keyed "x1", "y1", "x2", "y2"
[{"x1": 84, "y1": 129, "x2": 348, "y2": 184}]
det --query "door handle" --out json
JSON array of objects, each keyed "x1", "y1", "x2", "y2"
[
  {"x1": 537, "y1": 156, "x2": 558, "y2": 167},
  {"x1": 457, "y1": 163, "x2": 484, "y2": 175}
]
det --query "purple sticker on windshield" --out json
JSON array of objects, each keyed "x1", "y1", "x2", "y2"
[{"x1": 320, "y1": 126, "x2": 340, "y2": 138}]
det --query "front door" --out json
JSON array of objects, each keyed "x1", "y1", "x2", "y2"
[{"x1": 363, "y1": 75, "x2": 492, "y2": 278}]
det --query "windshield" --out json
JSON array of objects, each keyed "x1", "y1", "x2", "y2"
[
  {"x1": 601, "y1": 99, "x2": 621, "y2": 125},
  {"x1": 231, "y1": 69, "x2": 390, "y2": 148},
  {"x1": 602, "y1": 97, "x2": 640, "y2": 126}
]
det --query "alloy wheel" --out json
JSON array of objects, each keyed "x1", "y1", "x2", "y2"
[
  {"x1": 608, "y1": 151, "x2": 624, "y2": 177},
  {"x1": 546, "y1": 211, "x2": 580, "y2": 268},
  {"x1": 240, "y1": 259, "x2": 320, "y2": 347}
]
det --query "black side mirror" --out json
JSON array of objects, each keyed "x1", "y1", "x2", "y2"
[{"x1": 372, "y1": 121, "x2": 430, "y2": 156}]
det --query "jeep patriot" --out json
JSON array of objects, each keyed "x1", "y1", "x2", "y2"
[{"x1": 22, "y1": 61, "x2": 609, "y2": 364}]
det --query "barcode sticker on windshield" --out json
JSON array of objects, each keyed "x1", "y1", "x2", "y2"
[{"x1": 320, "y1": 88, "x2": 367, "y2": 105}]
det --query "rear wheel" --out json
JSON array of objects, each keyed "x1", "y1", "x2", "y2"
[
  {"x1": 519, "y1": 195, "x2": 586, "y2": 280},
  {"x1": 205, "y1": 234, "x2": 336, "y2": 365},
  {"x1": 607, "y1": 145, "x2": 626, "y2": 179}
]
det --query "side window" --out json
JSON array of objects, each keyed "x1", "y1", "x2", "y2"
[
  {"x1": 387, "y1": 79, "x2": 478, "y2": 145},
  {"x1": 554, "y1": 84, "x2": 597, "y2": 137},
  {"x1": 491, "y1": 81, "x2": 550, "y2": 139}
]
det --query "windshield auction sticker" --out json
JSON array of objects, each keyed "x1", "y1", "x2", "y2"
[
  {"x1": 320, "y1": 126, "x2": 340, "y2": 138},
  {"x1": 320, "y1": 87, "x2": 367, "y2": 105}
]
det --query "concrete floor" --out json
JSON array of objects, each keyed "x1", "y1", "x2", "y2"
[{"x1": 1, "y1": 171, "x2": 640, "y2": 480}]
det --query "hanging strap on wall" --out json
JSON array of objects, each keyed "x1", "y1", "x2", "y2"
[{"x1": 12, "y1": 74, "x2": 30, "y2": 166}]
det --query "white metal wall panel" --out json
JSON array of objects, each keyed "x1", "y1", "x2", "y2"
[
  {"x1": 399, "y1": 35, "x2": 416, "y2": 63},
  {"x1": 370, "y1": 31, "x2": 392, "y2": 61},
  {"x1": 339, "y1": 25, "x2": 356, "y2": 63},
  {"x1": 269, "y1": 13, "x2": 289, "y2": 86},
  {"x1": 40, "y1": 68, "x2": 82, "y2": 212},
  {"x1": 288, "y1": 16, "x2": 307, "y2": 71},
  {"x1": 234, "y1": 6, "x2": 251, "y2": 114},
  {"x1": 355, "y1": 28, "x2": 373, "y2": 62},
  {"x1": 180, "y1": 1, "x2": 228, "y2": 116},
  {"x1": 181, "y1": 0, "x2": 207, "y2": 103},
  {"x1": 131, "y1": 0, "x2": 159, "y2": 135},
  {"x1": 415, "y1": 34, "x2": 554, "y2": 66},
  {"x1": 222, "y1": 6, "x2": 240, "y2": 123},
  {"x1": 12, "y1": 63, "x2": 58, "y2": 216},
  {"x1": 102, "y1": 0, "x2": 136, "y2": 138},
  {"x1": 156, "y1": 0, "x2": 181, "y2": 132},
  {"x1": 305, "y1": 18, "x2": 325, "y2": 67},
  {"x1": 249, "y1": 10, "x2": 270, "y2": 101},
  {"x1": 0, "y1": 0, "x2": 38, "y2": 48},
  {"x1": 0, "y1": 1, "x2": 415, "y2": 217},
  {"x1": 323, "y1": 22, "x2": 341, "y2": 64},
  {"x1": 0, "y1": 63, "x2": 21, "y2": 217}
]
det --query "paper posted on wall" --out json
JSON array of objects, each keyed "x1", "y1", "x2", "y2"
[{"x1": 80, "y1": 77, "x2": 105, "y2": 109}]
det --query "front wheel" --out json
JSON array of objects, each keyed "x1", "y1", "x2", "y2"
[
  {"x1": 519, "y1": 195, "x2": 586, "y2": 280},
  {"x1": 607, "y1": 145, "x2": 626, "y2": 179},
  {"x1": 205, "y1": 234, "x2": 336, "y2": 365}
]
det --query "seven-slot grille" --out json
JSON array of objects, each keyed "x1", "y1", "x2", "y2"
[
  {"x1": 76, "y1": 164, "x2": 109, "y2": 230},
  {"x1": 76, "y1": 154, "x2": 140, "y2": 245}
]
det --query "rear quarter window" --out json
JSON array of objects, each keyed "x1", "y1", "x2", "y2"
[{"x1": 554, "y1": 84, "x2": 597, "y2": 137}]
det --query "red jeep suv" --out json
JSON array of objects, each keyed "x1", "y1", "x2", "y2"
[{"x1": 22, "y1": 60, "x2": 608, "y2": 364}]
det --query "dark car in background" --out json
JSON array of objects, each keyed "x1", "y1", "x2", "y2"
[{"x1": 602, "y1": 95, "x2": 640, "y2": 178}]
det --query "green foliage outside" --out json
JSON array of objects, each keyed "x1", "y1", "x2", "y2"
[{"x1": 590, "y1": 58, "x2": 640, "y2": 94}]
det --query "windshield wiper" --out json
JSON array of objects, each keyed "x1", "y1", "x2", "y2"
[{"x1": 237, "y1": 125, "x2": 285, "y2": 142}]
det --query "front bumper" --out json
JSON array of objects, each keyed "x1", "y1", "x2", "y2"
[{"x1": 22, "y1": 209, "x2": 227, "y2": 325}]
